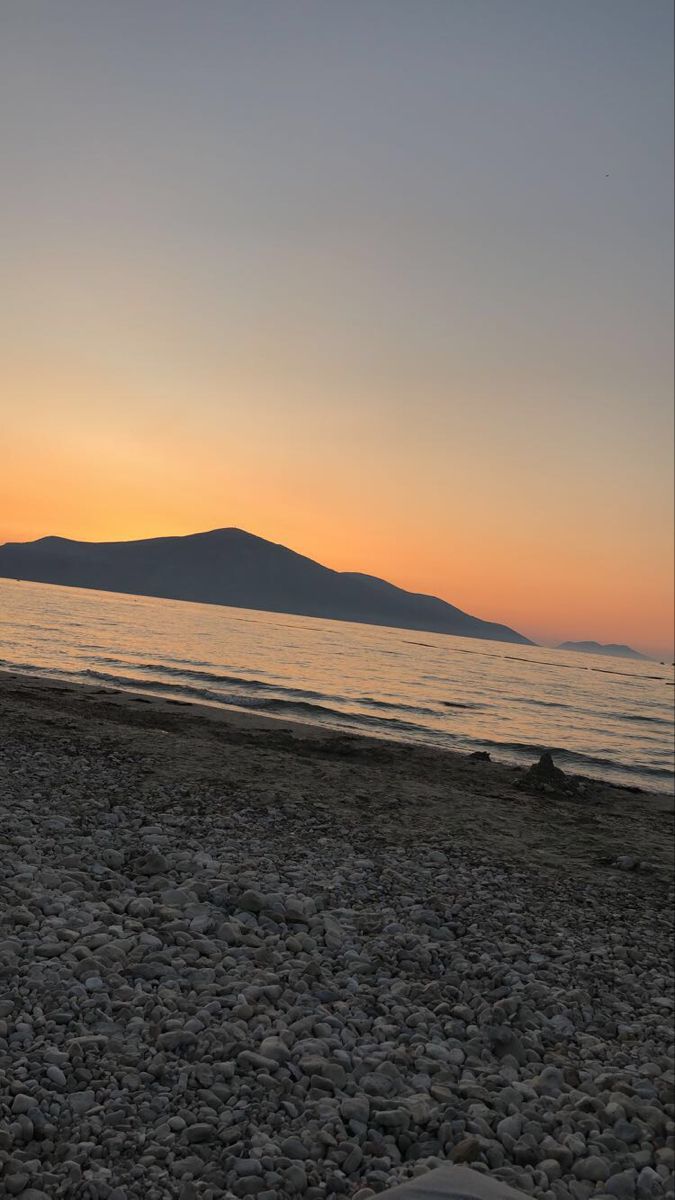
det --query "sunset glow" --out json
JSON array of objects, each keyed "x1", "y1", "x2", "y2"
[{"x1": 2, "y1": 1, "x2": 673, "y2": 658}]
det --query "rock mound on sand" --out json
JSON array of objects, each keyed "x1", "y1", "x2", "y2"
[{"x1": 520, "y1": 751, "x2": 574, "y2": 793}]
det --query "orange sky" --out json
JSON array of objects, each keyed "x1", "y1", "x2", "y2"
[
  {"x1": 2, "y1": 351, "x2": 673, "y2": 657},
  {"x1": 1, "y1": 2, "x2": 673, "y2": 658}
]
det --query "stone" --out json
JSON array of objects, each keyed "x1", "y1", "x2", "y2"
[
  {"x1": 497, "y1": 1115, "x2": 523, "y2": 1146},
  {"x1": 373, "y1": 1108, "x2": 409, "y2": 1130},
  {"x1": 284, "y1": 1164, "x2": 308, "y2": 1192},
  {"x1": 525, "y1": 751, "x2": 567, "y2": 788},
  {"x1": 233, "y1": 1177, "x2": 266, "y2": 1196},
  {"x1": 607, "y1": 1170, "x2": 638, "y2": 1200},
  {"x1": 69, "y1": 1090, "x2": 95, "y2": 1115},
  {"x1": 341, "y1": 1097, "x2": 370, "y2": 1124},
  {"x1": 404, "y1": 1094, "x2": 436, "y2": 1124},
  {"x1": 260, "y1": 1036, "x2": 291, "y2": 1062},
  {"x1": 451, "y1": 1137, "x2": 482, "y2": 1163},
  {"x1": 281, "y1": 1136, "x2": 307, "y2": 1160},
  {"x1": 137, "y1": 851, "x2": 168, "y2": 875},
  {"x1": 574, "y1": 1157, "x2": 610, "y2": 1182},
  {"x1": 186, "y1": 1122, "x2": 214, "y2": 1142},
  {"x1": 637, "y1": 1168, "x2": 664, "y2": 1199},
  {"x1": 616, "y1": 856, "x2": 640, "y2": 871},
  {"x1": 5, "y1": 1175, "x2": 30, "y2": 1196}
]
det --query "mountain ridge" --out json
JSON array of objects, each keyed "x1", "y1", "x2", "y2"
[
  {"x1": 557, "y1": 640, "x2": 651, "y2": 662},
  {"x1": 0, "y1": 526, "x2": 533, "y2": 645}
]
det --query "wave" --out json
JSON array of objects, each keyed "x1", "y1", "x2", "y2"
[
  {"x1": 253, "y1": 697, "x2": 444, "y2": 737},
  {"x1": 359, "y1": 695, "x2": 440, "y2": 717},
  {"x1": 3, "y1": 578, "x2": 672, "y2": 796},
  {"x1": 77, "y1": 669, "x2": 436, "y2": 731},
  {"x1": 76, "y1": 667, "x2": 672, "y2": 780},
  {"x1": 92, "y1": 659, "x2": 331, "y2": 701},
  {"x1": 87, "y1": 659, "x2": 448, "y2": 720},
  {"x1": 0, "y1": 657, "x2": 67, "y2": 675},
  {"x1": 518, "y1": 695, "x2": 672, "y2": 727},
  {"x1": 472, "y1": 737, "x2": 674, "y2": 780},
  {"x1": 621, "y1": 711, "x2": 673, "y2": 726},
  {"x1": 591, "y1": 667, "x2": 664, "y2": 680},
  {"x1": 77, "y1": 667, "x2": 452, "y2": 739},
  {"x1": 505, "y1": 655, "x2": 583, "y2": 671}
]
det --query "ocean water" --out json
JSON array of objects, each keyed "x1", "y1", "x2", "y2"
[{"x1": 0, "y1": 577, "x2": 672, "y2": 793}]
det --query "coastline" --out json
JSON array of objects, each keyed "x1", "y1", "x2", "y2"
[{"x1": 0, "y1": 667, "x2": 672, "y2": 878}]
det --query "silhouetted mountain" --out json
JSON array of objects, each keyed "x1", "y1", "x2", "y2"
[
  {"x1": 557, "y1": 640, "x2": 651, "y2": 661},
  {"x1": 0, "y1": 527, "x2": 533, "y2": 644}
]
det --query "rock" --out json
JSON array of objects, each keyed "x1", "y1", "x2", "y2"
[
  {"x1": 136, "y1": 850, "x2": 168, "y2": 875},
  {"x1": 233, "y1": 1159, "x2": 263, "y2": 1177},
  {"x1": 46, "y1": 1065, "x2": 67, "y2": 1088},
  {"x1": 636, "y1": 1168, "x2": 664, "y2": 1199},
  {"x1": 614, "y1": 1120, "x2": 642, "y2": 1145},
  {"x1": 361, "y1": 1071, "x2": 397, "y2": 1097},
  {"x1": 451, "y1": 1136, "x2": 482, "y2": 1163},
  {"x1": 404, "y1": 1094, "x2": 436, "y2": 1124},
  {"x1": 342, "y1": 1145, "x2": 364, "y2": 1172},
  {"x1": 284, "y1": 1164, "x2": 308, "y2": 1193},
  {"x1": 497, "y1": 1115, "x2": 523, "y2": 1146},
  {"x1": 373, "y1": 1108, "x2": 409, "y2": 1130},
  {"x1": 541, "y1": 1160, "x2": 563, "y2": 1181},
  {"x1": 259, "y1": 1036, "x2": 290, "y2": 1062},
  {"x1": 574, "y1": 1157, "x2": 610, "y2": 1182},
  {"x1": 186, "y1": 1122, "x2": 214, "y2": 1143},
  {"x1": 5, "y1": 1175, "x2": 30, "y2": 1196},
  {"x1": 607, "y1": 1170, "x2": 638, "y2": 1200},
  {"x1": 281, "y1": 1136, "x2": 307, "y2": 1159},
  {"x1": 234, "y1": 1176, "x2": 266, "y2": 1196},
  {"x1": 341, "y1": 1096, "x2": 370, "y2": 1124},
  {"x1": 238, "y1": 889, "x2": 266, "y2": 913},
  {"x1": 524, "y1": 751, "x2": 567, "y2": 788},
  {"x1": 69, "y1": 1090, "x2": 95, "y2": 1115}
]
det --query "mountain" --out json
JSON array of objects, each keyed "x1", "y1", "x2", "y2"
[
  {"x1": 0, "y1": 527, "x2": 532, "y2": 645},
  {"x1": 557, "y1": 640, "x2": 651, "y2": 662}
]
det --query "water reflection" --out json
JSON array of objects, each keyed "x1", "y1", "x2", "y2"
[{"x1": 0, "y1": 578, "x2": 672, "y2": 792}]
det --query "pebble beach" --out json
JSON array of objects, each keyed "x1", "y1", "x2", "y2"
[{"x1": 0, "y1": 672, "x2": 673, "y2": 1200}]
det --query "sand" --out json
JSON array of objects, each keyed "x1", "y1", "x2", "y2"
[{"x1": 0, "y1": 669, "x2": 672, "y2": 879}]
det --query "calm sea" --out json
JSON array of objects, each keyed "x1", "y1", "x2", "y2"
[{"x1": 0, "y1": 578, "x2": 672, "y2": 793}]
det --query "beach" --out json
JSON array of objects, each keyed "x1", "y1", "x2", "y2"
[{"x1": 0, "y1": 670, "x2": 673, "y2": 1199}]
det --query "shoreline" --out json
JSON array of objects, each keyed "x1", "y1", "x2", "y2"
[
  {"x1": 0, "y1": 667, "x2": 672, "y2": 879},
  {"x1": 0, "y1": 661, "x2": 672, "y2": 796}
]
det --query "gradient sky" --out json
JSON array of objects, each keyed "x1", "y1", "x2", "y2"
[{"x1": 1, "y1": 1, "x2": 673, "y2": 656}]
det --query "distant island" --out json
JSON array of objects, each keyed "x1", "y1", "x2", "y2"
[
  {"x1": 0, "y1": 527, "x2": 533, "y2": 645},
  {"x1": 557, "y1": 640, "x2": 651, "y2": 662}
]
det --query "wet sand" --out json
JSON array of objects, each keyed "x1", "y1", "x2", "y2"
[{"x1": 0, "y1": 669, "x2": 672, "y2": 880}]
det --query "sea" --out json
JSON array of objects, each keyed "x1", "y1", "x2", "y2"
[{"x1": 0, "y1": 577, "x2": 673, "y2": 794}]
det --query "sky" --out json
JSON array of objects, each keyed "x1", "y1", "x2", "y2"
[{"x1": 1, "y1": 1, "x2": 673, "y2": 657}]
